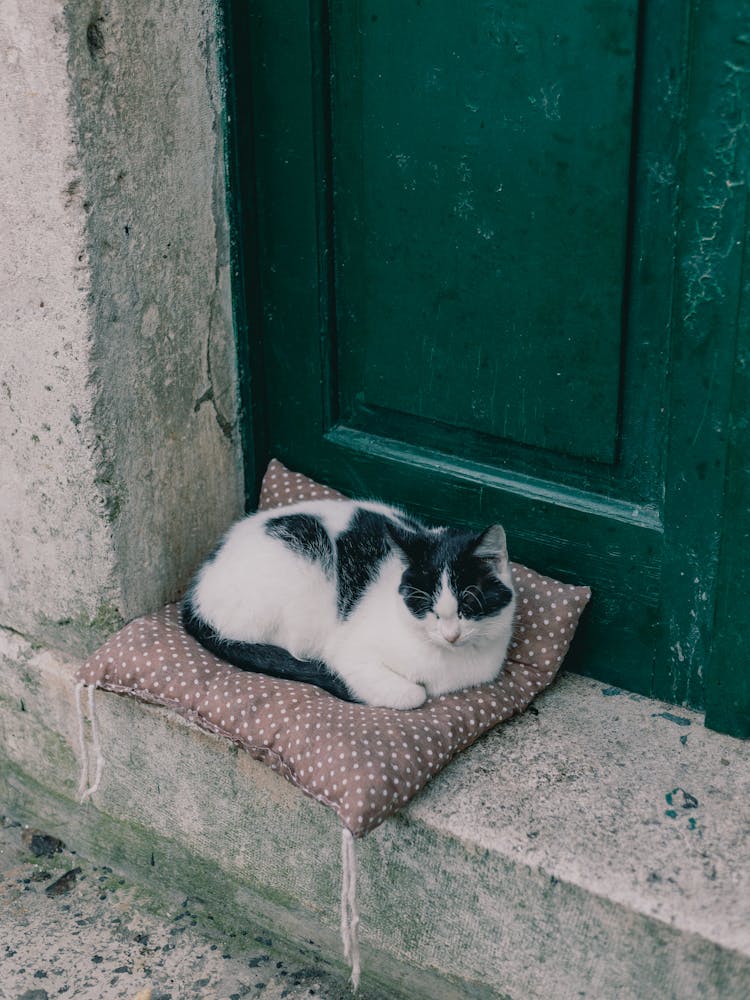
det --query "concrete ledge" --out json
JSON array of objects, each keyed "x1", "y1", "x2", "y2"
[{"x1": 2, "y1": 628, "x2": 748, "y2": 999}]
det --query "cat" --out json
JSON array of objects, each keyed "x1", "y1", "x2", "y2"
[{"x1": 181, "y1": 499, "x2": 516, "y2": 710}]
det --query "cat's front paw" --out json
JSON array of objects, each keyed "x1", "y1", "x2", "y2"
[{"x1": 374, "y1": 681, "x2": 427, "y2": 711}]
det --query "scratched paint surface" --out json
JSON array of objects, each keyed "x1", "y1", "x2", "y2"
[{"x1": 332, "y1": 0, "x2": 639, "y2": 462}]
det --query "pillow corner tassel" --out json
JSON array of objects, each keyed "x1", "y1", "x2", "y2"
[
  {"x1": 74, "y1": 680, "x2": 105, "y2": 803},
  {"x1": 340, "y1": 826, "x2": 361, "y2": 992}
]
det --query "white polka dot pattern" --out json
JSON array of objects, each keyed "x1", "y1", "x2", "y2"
[
  {"x1": 258, "y1": 459, "x2": 348, "y2": 508},
  {"x1": 76, "y1": 460, "x2": 591, "y2": 837}
]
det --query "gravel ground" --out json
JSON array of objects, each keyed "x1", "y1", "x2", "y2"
[{"x1": 0, "y1": 816, "x2": 367, "y2": 1000}]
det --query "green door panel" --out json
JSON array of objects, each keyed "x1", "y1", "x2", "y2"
[
  {"x1": 224, "y1": 0, "x2": 750, "y2": 736},
  {"x1": 333, "y1": 0, "x2": 638, "y2": 463}
]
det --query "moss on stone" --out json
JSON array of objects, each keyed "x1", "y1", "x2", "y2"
[
  {"x1": 35, "y1": 600, "x2": 124, "y2": 657},
  {"x1": 20, "y1": 668, "x2": 40, "y2": 694},
  {"x1": 88, "y1": 601, "x2": 124, "y2": 635}
]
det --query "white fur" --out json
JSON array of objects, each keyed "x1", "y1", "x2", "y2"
[{"x1": 191, "y1": 501, "x2": 516, "y2": 710}]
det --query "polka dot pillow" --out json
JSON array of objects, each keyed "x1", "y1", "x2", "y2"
[{"x1": 76, "y1": 460, "x2": 590, "y2": 837}]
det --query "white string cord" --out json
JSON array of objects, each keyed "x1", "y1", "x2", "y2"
[
  {"x1": 74, "y1": 680, "x2": 89, "y2": 800},
  {"x1": 75, "y1": 682, "x2": 105, "y2": 803},
  {"x1": 340, "y1": 827, "x2": 361, "y2": 991},
  {"x1": 340, "y1": 829, "x2": 352, "y2": 962},
  {"x1": 81, "y1": 683, "x2": 105, "y2": 801}
]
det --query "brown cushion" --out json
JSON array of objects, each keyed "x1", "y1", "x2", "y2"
[{"x1": 77, "y1": 460, "x2": 590, "y2": 836}]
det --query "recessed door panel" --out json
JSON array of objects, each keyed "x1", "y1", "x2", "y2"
[{"x1": 332, "y1": 1, "x2": 639, "y2": 463}]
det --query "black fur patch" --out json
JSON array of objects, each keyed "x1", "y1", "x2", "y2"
[
  {"x1": 449, "y1": 552, "x2": 513, "y2": 620},
  {"x1": 336, "y1": 509, "x2": 393, "y2": 618},
  {"x1": 398, "y1": 570, "x2": 441, "y2": 618},
  {"x1": 390, "y1": 522, "x2": 444, "y2": 619},
  {"x1": 265, "y1": 513, "x2": 334, "y2": 577},
  {"x1": 181, "y1": 594, "x2": 356, "y2": 702},
  {"x1": 396, "y1": 528, "x2": 513, "y2": 621}
]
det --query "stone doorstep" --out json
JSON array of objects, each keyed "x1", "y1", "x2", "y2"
[{"x1": 1, "y1": 629, "x2": 749, "y2": 1000}]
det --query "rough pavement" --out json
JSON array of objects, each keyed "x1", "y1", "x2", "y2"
[{"x1": 0, "y1": 816, "x2": 368, "y2": 1000}]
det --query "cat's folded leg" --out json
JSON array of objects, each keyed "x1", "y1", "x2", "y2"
[{"x1": 334, "y1": 658, "x2": 427, "y2": 710}]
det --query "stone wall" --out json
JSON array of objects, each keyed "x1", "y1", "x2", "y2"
[{"x1": 0, "y1": 0, "x2": 244, "y2": 656}]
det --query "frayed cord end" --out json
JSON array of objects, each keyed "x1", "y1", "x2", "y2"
[
  {"x1": 341, "y1": 827, "x2": 361, "y2": 992},
  {"x1": 74, "y1": 681, "x2": 105, "y2": 803},
  {"x1": 74, "y1": 680, "x2": 89, "y2": 801}
]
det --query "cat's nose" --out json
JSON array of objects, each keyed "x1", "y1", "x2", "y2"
[{"x1": 442, "y1": 626, "x2": 461, "y2": 644}]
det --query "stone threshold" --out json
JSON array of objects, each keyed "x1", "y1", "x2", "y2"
[{"x1": 1, "y1": 627, "x2": 748, "y2": 1000}]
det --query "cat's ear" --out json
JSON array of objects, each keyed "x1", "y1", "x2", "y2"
[
  {"x1": 473, "y1": 524, "x2": 509, "y2": 571},
  {"x1": 385, "y1": 520, "x2": 425, "y2": 564}
]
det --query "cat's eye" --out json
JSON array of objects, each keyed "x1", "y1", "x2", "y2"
[{"x1": 459, "y1": 592, "x2": 484, "y2": 617}]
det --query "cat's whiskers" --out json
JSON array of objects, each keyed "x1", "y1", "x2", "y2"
[
  {"x1": 401, "y1": 585, "x2": 435, "y2": 615},
  {"x1": 460, "y1": 586, "x2": 484, "y2": 615}
]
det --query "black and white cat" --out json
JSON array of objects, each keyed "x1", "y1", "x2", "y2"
[{"x1": 181, "y1": 500, "x2": 516, "y2": 710}]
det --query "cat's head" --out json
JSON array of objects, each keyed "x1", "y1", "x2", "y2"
[{"x1": 386, "y1": 521, "x2": 515, "y2": 649}]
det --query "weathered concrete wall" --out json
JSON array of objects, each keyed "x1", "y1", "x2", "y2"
[
  {"x1": 1, "y1": 0, "x2": 118, "y2": 645},
  {"x1": 0, "y1": 0, "x2": 244, "y2": 654}
]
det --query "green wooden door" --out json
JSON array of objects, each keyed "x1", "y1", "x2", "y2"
[{"x1": 225, "y1": 1, "x2": 750, "y2": 736}]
